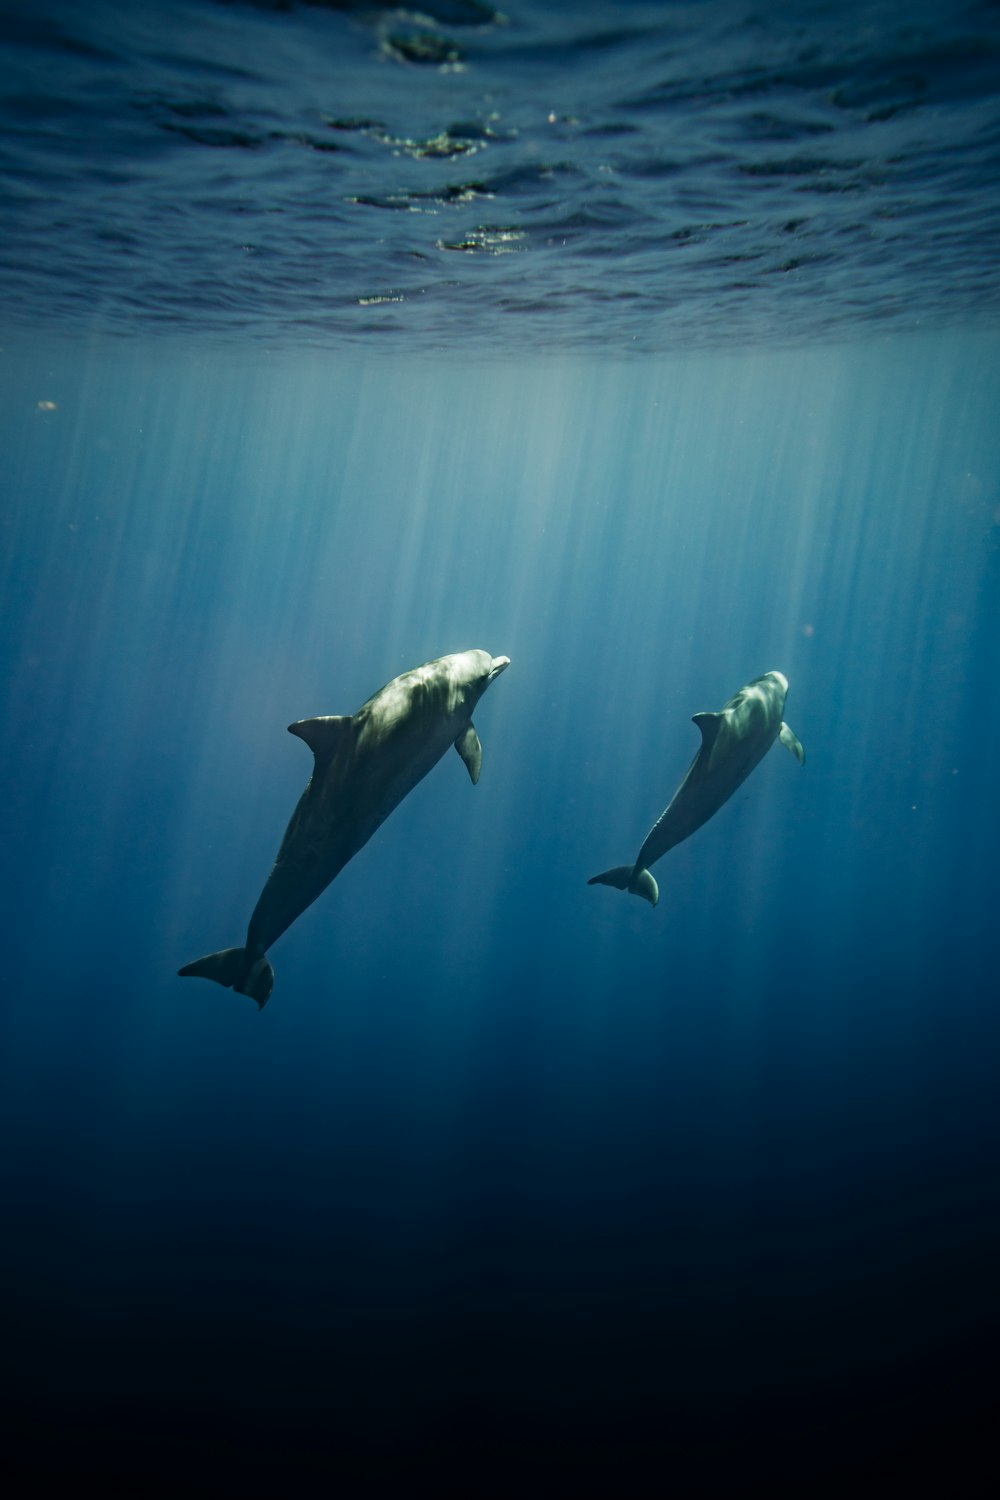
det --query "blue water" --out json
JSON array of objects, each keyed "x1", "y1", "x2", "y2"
[{"x1": 2, "y1": 3, "x2": 1000, "y2": 1493}]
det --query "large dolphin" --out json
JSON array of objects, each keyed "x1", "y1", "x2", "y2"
[
  {"x1": 180, "y1": 648, "x2": 510, "y2": 1008},
  {"x1": 588, "y1": 670, "x2": 804, "y2": 908}
]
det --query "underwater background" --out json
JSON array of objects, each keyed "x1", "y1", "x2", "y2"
[{"x1": 2, "y1": 2, "x2": 999, "y2": 1492}]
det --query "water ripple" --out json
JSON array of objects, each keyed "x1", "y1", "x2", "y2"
[{"x1": 1, "y1": 0, "x2": 998, "y2": 352}]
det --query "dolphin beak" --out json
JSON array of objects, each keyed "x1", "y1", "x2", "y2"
[{"x1": 489, "y1": 656, "x2": 511, "y2": 679}]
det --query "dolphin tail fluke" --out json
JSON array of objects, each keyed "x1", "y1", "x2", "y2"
[
  {"x1": 587, "y1": 866, "x2": 659, "y2": 908},
  {"x1": 178, "y1": 947, "x2": 274, "y2": 1010}
]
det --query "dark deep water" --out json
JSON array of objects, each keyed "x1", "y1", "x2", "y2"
[{"x1": 2, "y1": 4, "x2": 1000, "y2": 1495}]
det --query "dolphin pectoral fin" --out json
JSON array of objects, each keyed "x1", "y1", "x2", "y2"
[
  {"x1": 779, "y1": 721, "x2": 805, "y2": 765},
  {"x1": 692, "y1": 711, "x2": 724, "y2": 751},
  {"x1": 455, "y1": 723, "x2": 482, "y2": 784},
  {"x1": 178, "y1": 947, "x2": 274, "y2": 1010},
  {"x1": 588, "y1": 866, "x2": 659, "y2": 908},
  {"x1": 288, "y1": 715, "x2": 352, "y2": 761}
]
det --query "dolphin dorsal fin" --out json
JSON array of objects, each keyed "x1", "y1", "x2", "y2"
[
  {"x1": 288, "y1": 715, "x2": 352, "y2": 761},
  {"x1": 692, "y1": 711, "x2": 724, "y2": 751}
]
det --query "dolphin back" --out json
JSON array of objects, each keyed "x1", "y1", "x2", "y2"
[{"x1": 178, "y1": 946, "x2": 274, "y2": 1010}]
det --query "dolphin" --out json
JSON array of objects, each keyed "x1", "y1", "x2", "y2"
[
  {"x1": 588, "y1": 670, "x2": 804, "y2": 908},
  {"x1": 179, "y1": 648, "x2": 510, "y2": 1008}
]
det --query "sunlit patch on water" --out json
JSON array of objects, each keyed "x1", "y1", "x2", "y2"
[{"x1": 438, "y1": 226, "x2": 525, "y2": 253}]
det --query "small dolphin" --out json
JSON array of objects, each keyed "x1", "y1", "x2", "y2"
[
  {"x1": 588, "y1": 670, "x2": 804, "y2": 908},
  {"x1": 180, "y1": 649, "x2": 510, "y2": 1008}
]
